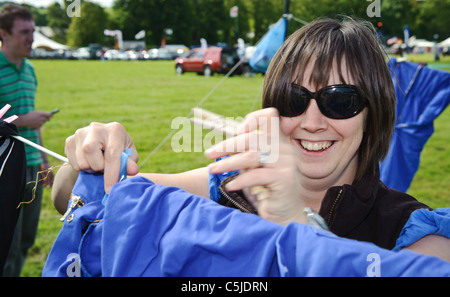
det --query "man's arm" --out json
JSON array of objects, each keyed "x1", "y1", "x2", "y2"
[{"x1": 13, "y1": 110, "x2": 51, "y2": 129}]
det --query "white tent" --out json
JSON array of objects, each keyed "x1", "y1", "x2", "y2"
[
  {"x1": 439, "y1": 37, "x2": 450, "y2": 48},
  {"x1": 33, "y1": 31, "x2": 69, "y2": 51},
  {"x1": 409, "y1": 38, "x2": 435, "y2": 48}
]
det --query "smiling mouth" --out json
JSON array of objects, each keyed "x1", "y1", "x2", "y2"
[{"x1": 299, "y1": 140, "x2": 334, "y2": 152}]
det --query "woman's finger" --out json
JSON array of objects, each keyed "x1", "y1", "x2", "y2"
[
  {"x1": 81, "y1": 125, "x2": 107, "y2": 172},
  {"x1": 102, "y1": 122, "x2": 137, "y2": 193},
  {"x1": 237, "y1": 107, "x2": 280, "y2": 135},
  {"x1": 208, "y1": 150, "x2": 259, "y2": 174},
  {"x1": 205, "y1": 130, "x2": 260, "y2": 160}
]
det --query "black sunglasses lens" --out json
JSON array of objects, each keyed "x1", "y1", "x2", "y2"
[
  {"x1": 279, "y1": 85, "x2": 308, "y2": 117},
  {"x1": 320, "y1": 87, "x2": 363, "y2": 119}
]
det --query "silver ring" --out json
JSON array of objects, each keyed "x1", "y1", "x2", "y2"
[{"x1": 258, "y1": 150, "x2": 270, "y2": 165}]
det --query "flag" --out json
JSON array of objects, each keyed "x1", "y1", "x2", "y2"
[
  {"x1": 403, "y1": 25, "x2": 410, "y2": 48},
  {"x1": 135, "y1": 30, "x2": 145, "y2": 40},
  {"x1": 200, "y1": 38, "x2": 207, "y2": 49},
  {"x1": 230, "y1": 6, "x2": 238, "y2": 18}
]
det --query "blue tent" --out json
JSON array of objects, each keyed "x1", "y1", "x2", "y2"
[
  {"x1": 249, "y1": 18, "x2": 287, "y2": 73},
  {"x1": 380, "y1": 58, "x2": 450, "y2": 192}
]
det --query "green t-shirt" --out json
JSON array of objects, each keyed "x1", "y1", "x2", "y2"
[{"x1": 0, "y1": 51, "x2": 42, "y2": 166}]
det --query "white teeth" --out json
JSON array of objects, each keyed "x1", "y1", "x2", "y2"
[{"x1": 300, "y1": 141, "x2": 333, "y2": 152}]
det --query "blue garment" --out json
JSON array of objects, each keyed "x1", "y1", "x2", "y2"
[
  {"x1": 208, "y1": 156, "x2": 237, "y2": 202},
  {"x1": 380, "y1": 58, "x2": 450, "y2": 192},
  {"x1": 394, "y1": 208, "x2": 450, "y2": 251},
  {"x1": 249, "y1": 18, "x2": 287, "y2": 73},
  {"x1": 43, "y1": 172, "x2": 450, "y2": 277}
]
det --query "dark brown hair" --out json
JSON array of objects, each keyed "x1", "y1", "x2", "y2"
[
  {"x1": 0, "y1": 4, "x2": 33, "y2": 41},
  {"x1": 263, "y1": 17, "x2": 396, "y2": 182}
]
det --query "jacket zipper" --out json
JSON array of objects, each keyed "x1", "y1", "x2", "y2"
[
  {"x1": 60, "y1": 194, "x2": 85, "y2": 222},
  {"x1": 326, "y1": 188, "x2": 343, "y2": 226},
  {"x1": 218, "y1": 185, "x2": 252, "y2": 213}
]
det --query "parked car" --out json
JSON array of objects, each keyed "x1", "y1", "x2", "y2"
[
  {"x1": 72, "y1": 47, "x2": 91, "y2": 60},
  {"x1": 103, "y1": 49, "x2": 138, "y2": 60},
  {"x1": 164, "y1": 44, "x2": 189, "y2": 59},
  {"x1": 148, "y1": 48, "x2": 172, "y2": 60},
  {"x1": 174, "y1": 46, "x2": 243, "y2": 76},
  {"x1": 104, "y1": 49, "x2": 121, "y2": 60},
  {"x1": 137, "y1": 49, "x2": 150, "y2": 60},
  {"x1": 30, "y1": 48, "x2": 54, "y2": 59}
]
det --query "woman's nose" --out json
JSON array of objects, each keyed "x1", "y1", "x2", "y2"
[{"x1": 299, "y1": 99, "x2": 328, "y2": 132}]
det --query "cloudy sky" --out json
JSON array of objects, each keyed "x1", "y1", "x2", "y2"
[{"x1": 10, "y1": 0, "x2": 114, "y2": 8}]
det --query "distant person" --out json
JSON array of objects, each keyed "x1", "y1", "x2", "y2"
[{"x1": 0, "y1": 4, "x2": 54, "y2": 276}]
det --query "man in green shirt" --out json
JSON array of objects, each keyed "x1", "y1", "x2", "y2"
[{"x1": 0, "y1": 4, "x2": 54, "y2": 276}]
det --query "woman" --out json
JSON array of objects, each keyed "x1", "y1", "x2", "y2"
[{"x1": 53, "y1": 17, "x2": 449, "y2": 261}]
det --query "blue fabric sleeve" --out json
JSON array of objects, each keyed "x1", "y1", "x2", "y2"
[
  {"x1": 44, "y1": 173, "x2": 450, "y2": 277},
  {"x1": 104, "y1": 178, "x2": 450, "y2": 277},
  {"x1": 208, "y1": 156, "x2": 238, "y2": 202},
  {"x1": 393, "y1": 208, "x2": 450, "y2": 251}
]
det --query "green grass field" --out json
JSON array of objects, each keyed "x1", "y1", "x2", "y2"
[{"x1": 18, "y1": 56, "x2": 449, "y2": 276}]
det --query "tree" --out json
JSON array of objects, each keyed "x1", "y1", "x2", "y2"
[
  {"x1": 414, "y1": 0, "x2": 450, "y2": 40},
  {"x1": 225, "y1": 0, "x2": 251, "y2": 43},
  {"x1": 66, "y1": 1, "x2": 108, "y2": 47},
  {"x1": 34, "y1": 0, "x2": 447, "y2": 49},
  {"x1": 379, "y1": 0, "x2": 419, "y2": 38},
  {"x1": 111, "y1": 0, "x2": 167, "y2": 47},
  {"x1": 46, "y1": 2, "x2": 71, "y2": 44},
  {"x1": 111, "y1": 0, "x2": 224, "y2": 47},
  {"x1": 249, "y1": 0, "x2": 283, "y2": 43}
]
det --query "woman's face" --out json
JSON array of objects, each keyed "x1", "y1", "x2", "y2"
[{"x1": 280, "y1": 59, "x2": 367, "y2": 187}]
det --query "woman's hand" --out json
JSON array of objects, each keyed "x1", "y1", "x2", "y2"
[
  {"x1": 64, "y1": 122, "x2": 139, "y2": 193},
  {"x1": 206, "y1": 108, "x2": 307, "y2": 226}
]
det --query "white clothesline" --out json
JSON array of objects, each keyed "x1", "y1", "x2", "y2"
[{"x1": 10, "y1": 134, "x2": 68, "y2": 163}]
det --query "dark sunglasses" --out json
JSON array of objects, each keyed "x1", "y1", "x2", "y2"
[{"x1": 277, "y1": 83, "x2": 366, "y2": 119}]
